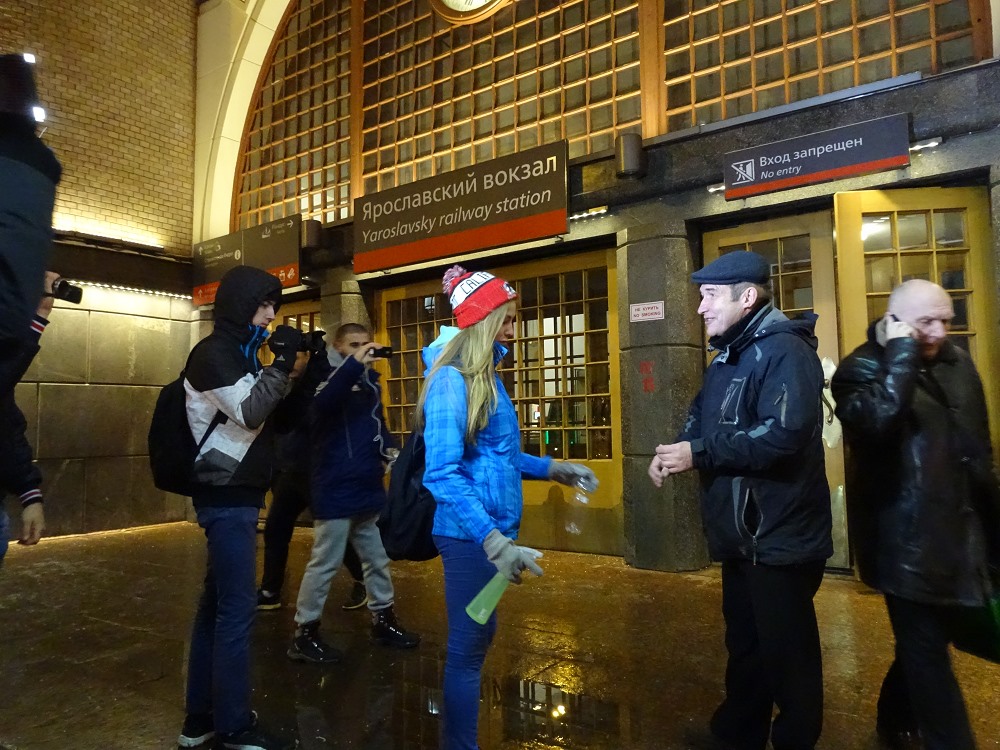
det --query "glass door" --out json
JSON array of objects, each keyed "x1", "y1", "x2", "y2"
[{"x1": 703, "y1": 211, "x2": 850, "y2": 569}]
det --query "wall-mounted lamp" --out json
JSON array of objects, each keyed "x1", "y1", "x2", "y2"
[
  {"x1": 569, "y1": 206, "x2": 608, "y2": 221},
  {"x1": 71, "y1": 280, "x2": 191, "y2": 301},
  {"x1": 909, "y1": 137, "x2": 942, "y2": 152},
  {"x1": 707, "y1": 183, "x2": 726, "y2": 193},
  {"x1": 22, "y1": 53, "x2": 36, "y2": 64},
  {"x1": 615, "y1": 132, "x2": 646, "y2": 179},
  {"x1": 32, "y1": 105, "x2": 44, "y2": 122}
]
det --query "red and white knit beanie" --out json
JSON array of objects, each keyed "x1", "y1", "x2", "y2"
[{"x1": 443, "y1": 265, "x2": 518, "y2": 329}]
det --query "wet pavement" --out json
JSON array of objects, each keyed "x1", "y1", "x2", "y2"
[{"x1": 0, "y1": 522, "x2": 997, "y2": 750}]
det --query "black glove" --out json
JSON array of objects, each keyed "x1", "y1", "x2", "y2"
[
  {"x1": 303, "y1": 329, "x2": 327, "y2": 356},
  {"x1": 268, "y1": 325, "x2": 303, "y2": 374},
  {"x1": 299, "y1": 347, "x2": 332, "y2": 392}
]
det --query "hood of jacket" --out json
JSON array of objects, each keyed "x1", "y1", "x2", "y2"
[
  {"x1": 421, "y1": 326, "x2": 509, "y2": 374},
  {"x1": 213, "y1": 266, "x2": 282, "y2": 344},
  {"x1": 323, "y1": 347, "x2": 383, "y2": 386},
  {"x1": 421, "y1": 326, "x2": 459, "y2": 372},
  {"x1": 711, "y1": 304, "x2": 820, "y2": 364}
]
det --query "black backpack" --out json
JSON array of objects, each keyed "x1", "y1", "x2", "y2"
[
  {"x1": 379, "y1": 429, "x2": 439, "y2": 561},
  {"x1": 147, "y1": 366, "x2": 223, "y2": 496}
]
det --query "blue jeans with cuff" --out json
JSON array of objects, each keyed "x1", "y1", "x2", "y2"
[
  {"x1": 434, "y1": 534, "x2": 498, "y2": 750},
  {"x1": 185, "y1": 502, "x2": 260, "y2": 735}
]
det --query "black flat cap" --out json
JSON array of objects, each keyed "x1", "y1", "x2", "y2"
[{"x1": 692, "y1": 251, "x2": 771, "y2": 285}]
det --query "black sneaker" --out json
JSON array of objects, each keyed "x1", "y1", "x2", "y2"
[
  {"x1": 287, "y1": 620, "x2": 343, "y2": 664},
  {"x1": 256, "y1": 589, "x2": 281, "y2": 611},
  {"x1": 371, "y1": 606, "x2": 420, "y2": 649},
  {"x1": 177, "y1": 713, "x2": 214, "y2": 748},
  {"x1": 876, "y1": 721, "x2": 922, "y2": 750},
  {"x1": 341, "y1": 580, "x2": 368, "y2": 611},
  {"x1": 682, "y1": 726, "x2": 742, "y2": 750},
  {"x1": 218, "y1": 723, "x2": 287, "y2": 750}
]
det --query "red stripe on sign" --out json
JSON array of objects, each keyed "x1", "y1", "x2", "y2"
[
  {"x1": 353, "y1": 209, "x2": 568, "y2": 273},
  {"x1": 193, "y1": 282, "x2": 221, "y2": 306},
  {"x1": 266, "y1": 262, "x2": 300, "y2": 287},
  {"x1": 725, "y1": 155, "x2": 911, "y2": 199}
]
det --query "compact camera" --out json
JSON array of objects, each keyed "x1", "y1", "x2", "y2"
[
  {"x1": 50, "y1": 276, "x2": 83, "y2": 304},
  {"x1": 370, "y1": 345, "x2": 393, "y2": 358}
]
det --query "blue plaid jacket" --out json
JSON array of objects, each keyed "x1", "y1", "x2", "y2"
[{"x1": 421, "y1": 340, "x2": 551, "y2": 545}]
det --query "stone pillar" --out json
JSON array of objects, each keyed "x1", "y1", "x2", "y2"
[
  {"x1": 318, "y1": 266, "x2": 372, "y2": 334},
  {"x1": 617, "y1": 223, "x2": 709, "y2": 571}
]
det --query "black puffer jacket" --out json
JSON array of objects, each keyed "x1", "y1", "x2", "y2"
[
  {"x1": 832, "y1": 325, "x2": 999, "y2": 606},
  {"x1": 679, "y1": 304, "x2": 832, "y2": 565}
]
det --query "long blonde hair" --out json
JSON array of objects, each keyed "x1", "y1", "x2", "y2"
[{"x1": 415, "y1": 301, "x2": 515, "y2": 444}]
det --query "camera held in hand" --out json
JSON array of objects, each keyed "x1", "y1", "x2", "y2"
[
  {"x1": 370, "y1": 345, "x2": 393, "y2": 358},
  {"x1": 50, "y1": 277, "x2": 83, "y2": 304},
  {"x1": 299, "y1": 329, "x2": 327, "y2": 356}
]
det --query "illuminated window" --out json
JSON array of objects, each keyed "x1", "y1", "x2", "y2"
[
  {"x1": 663, "y1": 0, "x2": 986, "y2": 131},
  {"x1": 859, "y1": 208, "x2": 975, "y2": 354},
  {"x1": 235, "y1": 0, "x2": 353, "y2": 229},
  {"x1": 719, "y1": 235, "x2": 815, "y2": 314},
  {"x1": 361, "y1": 0, "x2": 642, "y2": 193}
]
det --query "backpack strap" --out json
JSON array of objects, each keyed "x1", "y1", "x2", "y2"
[
  {"x1": 196, "y1": 408, "x2": 226, "y2": 452},
  {"x1": 182, "y1": 341, "x2": 226, "y2": 453}
]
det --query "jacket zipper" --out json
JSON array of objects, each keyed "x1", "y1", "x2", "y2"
[{"x1": 737, "y1": 485, "x2": 761, "y2": 565}]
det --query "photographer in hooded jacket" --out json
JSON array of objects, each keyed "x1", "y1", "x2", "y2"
[{"x1": 177, "y1": 266, "x2": 303, "y2": 750}]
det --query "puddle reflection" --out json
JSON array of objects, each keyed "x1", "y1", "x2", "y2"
[
  {"x1": 285, "y1": 646, "x2": 620, "y2": 750},
  {"x1": 497, "y1": 676, "x2": 620, "y2": 747}
]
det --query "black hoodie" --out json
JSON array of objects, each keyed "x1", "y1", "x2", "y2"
[{"x1": 184, "y1": 266, "x2": 290, "y2": 502}]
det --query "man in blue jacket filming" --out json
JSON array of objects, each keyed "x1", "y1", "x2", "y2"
[{"x1": 288, "y1": 322, "x2": 420, "y2": 663}]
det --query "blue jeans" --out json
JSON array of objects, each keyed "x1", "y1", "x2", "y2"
[
  {"x1": 186, "y1": 504, "x2": 259, "y2": 735},
  {"x1": 0, "y1": 506, "x2": 9, "y2": 568},
  {"x1": 434, "y1": 535, "x2": 498, "y2": 750}
]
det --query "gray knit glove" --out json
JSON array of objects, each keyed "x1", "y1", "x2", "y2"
[
  {"x1": 547, "y1": 461, "x2": 599, "y2": 492},
  {"x1": 482, "y1": 529, "x2": 544, "y2": 584}
]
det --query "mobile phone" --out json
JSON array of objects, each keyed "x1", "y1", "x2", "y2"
[{"x1": 371, "y1": 345, "x2": 393, "y2": 358}]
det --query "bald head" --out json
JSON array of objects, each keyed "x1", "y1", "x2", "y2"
[{"x1": 887, "y1": 279, "x2": 954, "y2": 360}]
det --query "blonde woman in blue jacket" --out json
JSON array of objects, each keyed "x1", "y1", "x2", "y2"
[{"x1": 417, "y1": 266, "x2": 597, "y2": 750}]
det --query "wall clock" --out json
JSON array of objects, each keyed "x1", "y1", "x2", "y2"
[{"x1": 429, "y1": 0, "x2": 511, "y2": 25}]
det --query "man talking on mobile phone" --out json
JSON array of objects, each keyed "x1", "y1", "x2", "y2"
[{"x1": 832, "y1": 279, "x2": 1000, "y2": 750}]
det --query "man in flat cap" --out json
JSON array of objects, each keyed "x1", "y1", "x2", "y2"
[{"x1": 649, "y1": 251, "x2": 832, "y2": 750}]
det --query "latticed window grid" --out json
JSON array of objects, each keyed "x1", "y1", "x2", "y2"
[
  {"x1": 719, "y1": 235, "x2": 815, "y2": 314},
  {"x1": 859, "y1": 208, "x2": 974, "y2": 354},
  {"x1": 662, "y1": 0, "x2": 986, "y2": 132},
  {"x1": 235, "y1": 0, "x2": 353, "y2": 230},
  {"x1": 361, "y1": 0, "x2": 643, "y2": 194},
  {"x1": 382, "y1": 266, "x2": 612, "y2": 460}
]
